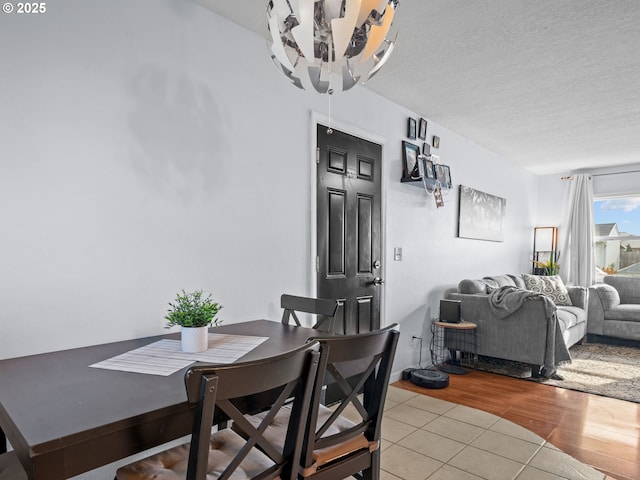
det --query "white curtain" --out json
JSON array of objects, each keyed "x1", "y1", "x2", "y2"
[{"x1": 560, "y1": 174, "x2": 595, "y2": 286}]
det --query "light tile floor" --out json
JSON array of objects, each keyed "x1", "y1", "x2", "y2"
[{"x1": 379, "y1": 386, "x2": 605, "y2": 480}]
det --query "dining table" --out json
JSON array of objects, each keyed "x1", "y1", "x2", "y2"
[{"x1": 0, "y1": 319, "x2": 317, "y2": 480}]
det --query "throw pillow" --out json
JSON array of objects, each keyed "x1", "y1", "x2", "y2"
[
  {"x1": 458, "y1": 279, "x2": 487, "y2": 294},
  {"x1": 597, "y1": 284, "x2": 620, "y2": 310},
  {"x1": 522, "y1": 274, "x2": 573, "y2": 306}
]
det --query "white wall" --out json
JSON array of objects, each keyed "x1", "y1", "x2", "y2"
[{"x1": 0, "y1": 0, "x2": 540, "y2": 375}]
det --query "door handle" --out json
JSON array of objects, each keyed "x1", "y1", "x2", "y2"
[{"x1": 372, "y1": 277, "x2": 384, "y2": 286}]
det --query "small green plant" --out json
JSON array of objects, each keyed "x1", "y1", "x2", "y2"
[
  {"x1": 532, "y1": 252, "x2": 560, "y2": 276},
  {"x1": 165, "y1": 290, "x2": 223, "y2": 328}
]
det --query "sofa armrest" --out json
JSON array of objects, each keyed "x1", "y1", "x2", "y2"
[
  {"x1": 587, "y1": 285, "x2": 606, "y2": 335},
  {"x1": 567, "y1": 286, "x2": 588, "y2": 310}
]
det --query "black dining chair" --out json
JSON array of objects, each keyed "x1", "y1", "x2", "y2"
[
  {"x1": 280, "y1": 294, "x2": 340, "y2": 334},
  {"x1": 237, "y1": 324, "x2": 399, "y2": 480},
  {"x1": 0, "y1": 451, "x2": 27, "y2": 480},
  {"x1": 115, "y1": 341, "x2": 320, "y2": 480}
]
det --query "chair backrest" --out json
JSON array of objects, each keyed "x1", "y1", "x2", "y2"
[
  {"x1": 280, "y1": 294, "x2": 340, "y2": 333},
  {"x1": 184, "y1": 341, "x2": 320, "y2": 480},
  {"x1": 301, "y1": 324, "x2": 399, "y2": 477}
]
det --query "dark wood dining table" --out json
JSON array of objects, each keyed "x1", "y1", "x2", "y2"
[{"x1": 0, "y1": 320, "x2": 316, "y2": 480}]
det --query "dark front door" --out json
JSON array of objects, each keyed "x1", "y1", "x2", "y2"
[{"x1": 316, "y1": 125, "x2": 383, "y2": 335}]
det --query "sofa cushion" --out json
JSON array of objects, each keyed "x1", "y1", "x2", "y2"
[
  {"x1": 484, "y1": 275, "x2": 518, "y2": 288},
  {"x1": 509, "y1": 274, "x2": 527, "y2": 289},
  {"x1": 604, "y1": 276, "x2": 640, "y2": 304},
  {"x1": 458, "y1": 279, "x2": 487, "y2": 294},
  {"x1": 457, "y1": 274, "x2": 542, "y2": 295},
  {"x1": 597, "y1": 284, "x2": 621, "y2": 310},
  {"x1": 482, "y1": 278, "x2": 498, "y2": 292},
  {"x1": 522, "y1": 274, "x2": 573, "y2": 306},
  {"x1": 604, "y1": 305, "x2": 640, "y2": 322},
  {"x1": 557, "y1": 305, "x2": 586, "y2": 330},
  {"x1": 567, "y1": 286, "x2": 588, "y2": 310}
]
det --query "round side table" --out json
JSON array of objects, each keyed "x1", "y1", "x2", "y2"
[{"x1": 430, "y1": 320, "x2": 477, "y2": 374}]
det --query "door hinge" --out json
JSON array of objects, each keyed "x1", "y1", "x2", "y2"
[
  {"x1": 316, "y1": 147, "x2": 320, "y2": 164},
  {"x1": 316, "y1": 256, "x2": 320, "y2": 272}
]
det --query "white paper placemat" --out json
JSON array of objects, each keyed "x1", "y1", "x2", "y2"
[{"x1": 90, "y1": 333, "x2": 269, "y2": 376}]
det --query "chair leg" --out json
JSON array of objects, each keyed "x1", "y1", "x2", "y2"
[
  {"x1": 371, "y1": 449, "x2": 381, "y2": 480},
  {"x1": 361, "y1": 450, "x2": 381, "y2": 480}
]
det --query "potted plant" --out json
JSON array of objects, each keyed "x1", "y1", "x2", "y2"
[
  {"x1": 165, "y1": 289, "x2": 223, "y2": 352},
  {"x1": 533, "y1": 252, "x2": 561, "y2": 276}
]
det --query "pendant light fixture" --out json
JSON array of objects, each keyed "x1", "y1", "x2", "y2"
[{"x1": 266, "y1": 0, "x2": 399, "y2": 94}]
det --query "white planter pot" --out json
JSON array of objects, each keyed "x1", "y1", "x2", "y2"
[{"x1": 181, "y1": 326, "x2": 209, "y2": 353}]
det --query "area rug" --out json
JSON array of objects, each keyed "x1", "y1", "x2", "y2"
[{"x1": 476, "y1": 343, "x2": 640, "y2": 404}]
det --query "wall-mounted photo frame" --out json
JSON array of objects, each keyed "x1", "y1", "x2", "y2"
[
  {"x1": 435, "y1": 164, "x2": 447, "y2": 184},
  {"x1": 423, "y1": 143, "x2": 430, "y2": 155},
  {"x1": 407, "y1": 118, "x2": 417, "y2": 139},
  {"x1": 443, "y1": 165, "x2": 452, "y2": 188},
  {"x1": 417, "y1": 155, "x2": 426, "y2": 178},
  {"x1": 418, "y1": 118, "x2": 427, "y2": 140},
  {"x1": 423, "y1": 157, "x2": 435, "y2": 179},
  {"x1": 432, "y1": 135, "x2": 440, "y2": 148},
  {"x1": 402, "y1": 141, "x2": 420, "y2": 178}
]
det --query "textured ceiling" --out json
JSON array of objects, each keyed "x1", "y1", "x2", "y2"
[{"x1": 194, "y1": 0, "x2": 640, "y2": 175}]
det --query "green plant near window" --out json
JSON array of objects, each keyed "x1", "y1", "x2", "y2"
[
  {"x1": 165, "y1": 289, "x2": 223, "y2": 328},
  {"x1": 533, "y1": 252, "x2": 560, "y2": 276}
]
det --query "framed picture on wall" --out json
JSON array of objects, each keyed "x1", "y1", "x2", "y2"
[
  {"x1": 458, "y1": 185, "x2": 506, "y2": 242},
  {"x1": 407, "y1": 118, "x2": 417, "y2": 139},
  {"x1": 402, "y1": 141, "x2": 420, "y2": 178},
  {"x1": 418, "y1": 118, "x2": 427, "y2": 140},
  {"x1": 443, "y1": 165, "x2": 452, "y2": 188},
  {"x1": 423, "y1": 157, "x2": 435, "y2": 179}
]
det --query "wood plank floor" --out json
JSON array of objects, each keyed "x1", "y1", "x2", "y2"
[{"x1": 393, "y1": 370, "x2": 640, "y2": 480}]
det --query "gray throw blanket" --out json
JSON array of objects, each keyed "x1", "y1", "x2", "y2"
[
  {"x1": 488, "y1": 285, "x2": 571, "y2": 369},
  {"x1": 489, "y1": 285, "x2": 556, "y2": 319}
]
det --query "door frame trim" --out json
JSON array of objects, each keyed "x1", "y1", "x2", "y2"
[{"x1": 309, "y1": 111, "x2": 389, "y2": 328}]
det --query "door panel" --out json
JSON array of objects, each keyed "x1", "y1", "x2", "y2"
[
  {"x1": 357, "y1": 194, "x2": 373, "y2": 274},
  {"x1": 328, "y1": 189, "x2": 346, "y2": 276},
  {"x1": 357, "y1": 296, "x2": 373, "y2": 333},
  {"x1": 317, "y1": 125, "x2": 382, "y2": 335}
]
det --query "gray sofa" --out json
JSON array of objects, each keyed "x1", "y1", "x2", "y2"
[
  {"x1": 588, "y1": 276, "x2": 640, "y2": 342},
  {"x1": 447, "y1": 274, "x2": 588, "y2": 376}
]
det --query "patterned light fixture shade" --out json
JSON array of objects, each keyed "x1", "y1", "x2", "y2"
[{"x1": 267, "y1": 0, "x2": 399, "y2": 94}]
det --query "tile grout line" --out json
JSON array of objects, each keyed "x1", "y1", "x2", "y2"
[{"x1": 383, "y1": 387, "x2": 605, "y2": 480}]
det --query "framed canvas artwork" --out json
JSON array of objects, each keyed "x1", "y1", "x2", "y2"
[{"x1": 458, "y1": 185, "x2": 506, "y2": 242}]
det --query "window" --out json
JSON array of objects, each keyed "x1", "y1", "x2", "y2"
[{"x1": 593, "y1": 196, "x2": 640, "y2": 278}]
